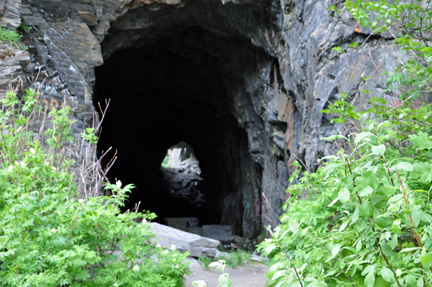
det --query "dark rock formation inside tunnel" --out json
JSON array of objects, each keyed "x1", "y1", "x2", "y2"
[{"x1": 94, "y1": 26, "x2": 267, "y2": 236}]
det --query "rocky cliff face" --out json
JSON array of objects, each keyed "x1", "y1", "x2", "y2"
[{"x1": 0, "y1": 0, "x2": 404, "y2": 237}]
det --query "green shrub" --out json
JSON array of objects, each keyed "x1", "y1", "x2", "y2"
[
  {"x1": 0, "y1": 88, "x2": 189, "y2": 286},
  {"x1": 259, "y1": 1, "x2": 432, "y2": 286}
]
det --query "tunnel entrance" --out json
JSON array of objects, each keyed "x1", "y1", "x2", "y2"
[{"x1": 94, "y1": 24, "x2": 267, "y2": 237}]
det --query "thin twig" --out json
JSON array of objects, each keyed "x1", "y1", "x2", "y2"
[
  {"x1": 395, "y1": 168, "x2": 422, "y2": 247},
  {"x1": 378, "y1": 244, "x2": 402, "y2": 287},
  {"x1": 345, "y1": 158, "x2": 362, "y2": 204},
  {"x1": 381, "y1": 155, "x2": 395, "y2": 187},
  {"x1": 275, "y1": 239, "x2": 304, "y2": 287}
]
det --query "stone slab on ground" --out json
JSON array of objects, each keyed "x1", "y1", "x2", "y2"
[
  {"x1": 184, "y1": 262, "x2": 269, "y2": 287},
  {"x1": 165, "y1": 217, "x2": 199, "y2": 229},
  {"x1": 164, "y1": 217, "x2": 203, "y2": 235},
  {"x1": 186, "y1": 227, "x2": 203, "y2": 236},
  {"x1": 202, "y1": 225, "x2": 240, "y2": 243},
  {"x1": 150, "y1": 222, "x2": 221, "y2": 258}
]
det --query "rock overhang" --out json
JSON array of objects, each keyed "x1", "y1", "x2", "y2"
[{"x1": 3, "y1": 0, "x2": 403, "y2": 238}]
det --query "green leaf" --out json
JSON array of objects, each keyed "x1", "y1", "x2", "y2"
[
  {"x1": 321, "y1": 134, "x2": 347, "y2": 141},
  {"x1": 411, "y1": 209, "x2": 421, "y2": 228},
  {"x1": 421, "y1": 251, "x2": 432, "y2": 269},
  {"x1": 362, "y1": 265, "x2": 375, "y2": 276},
  {"x1": 360, "y1": 200, "x2": 370, "y2": 219},
  {"x1": 354, "y1": 132, "x2": 374, "y2": 145},
  {"x1": 359, "y1": 186, "x2": 373, "y2": 197},
  {"x1": 272, "y1": 270, "x2": 286, "y2": 281},
  {"x1": 388, "y1": 194, "x2": 403, "y2": 204},
  {"x1": 400, "y1": 247, "x2": 420, "y2": 253},
  {"x1": 364, "y1": 268, "x2": 375, "y2": 287},
  {"x1": 380, "y1": 267, "x2": 394, "y2": 283},
  {"x1": 338, "y1": 188, "x2": 350, "y2": 203},
  {"x1": 192, "y1": 280, "x2": 207, "y2": 287},
  {"x1": 328, "y1": 197, "x2": 339, "y2": 207},
  {"x1": 218, "y1": 273, "x2": 232, "y2": 287},
  {"x1": 417, "y1": 277, "x2": 424, "y2": 287},
  {"x1": 371, "y1": 144, "x2": 386, "y2": 156},
  {"x1": 352, "y1": 206, "x2": 360, "y2": 223},
  {"x1": 380, "y1": 241, "x2": 394, "y2": 257},
  {"x1": 331, "y1": 245, "x2": 341, "y2": 257},
  {"x1": 409, "y1": 131, "x2": 432, "y2": 150},
  {"x1": 410, "y1": 163, "x2": 432, "y2": 183},
  {"x1": 374, "y1": 209, "x2": 389, "y2": 228},
  {"x1": 268, "y1": 262, "x2": 283, "y2": 280},
  {"x1": 265, "y1": 243, "x2": 277, "y2": 254},
  {"x1": 339, "y1": 220, "x2": 349, "y2": 232},
  {"x1": 390, "y1": 234, "x2": 398, "y2": 249},
  {"x1": 356, "y1": 238, "x2": 362, "y2": 252},
  {"x1": 390, "y1": 162, "x2": 413, "y2": 172}
]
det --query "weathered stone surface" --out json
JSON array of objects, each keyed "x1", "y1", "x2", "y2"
[
  {"x1": 0, "y1": 0, "x2": 21, "y2": 28},
  {"x1": 0, "y1": 43, "x2": 30, "y2": 94},
  {"x1": 165, "y1": 217, "x2": 199, "y2": 230},
  {"x1": 202, "y1": 225, "x2": 241, "y2": 243},
  {"x1": 150, "y1": 222, "x2": 222, "y2": 258},
  {"x1": 4, "y1": 0, "x2": 409, "y2": 238}
]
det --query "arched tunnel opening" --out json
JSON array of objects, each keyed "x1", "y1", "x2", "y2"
[{"x1": 94, "y1": 25, "x2": 267, "y2": 237}]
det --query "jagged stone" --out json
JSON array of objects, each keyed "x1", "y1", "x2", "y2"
[
  {"x1": 202, "y1": 225, "x2": 241, "y2": 243},
  {"x1": 3, "y1": 0, "x2": 412, "y2": 238},
  {"x1": 0, "y1": 43, "x2": 30, "y2": 94},
  {"x1": 0, "y1": 0, "x2": 21, "y2": 28}
]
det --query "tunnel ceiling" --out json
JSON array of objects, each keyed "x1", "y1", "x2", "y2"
[{"x1": 94, "y1": 0, "x2": 277, "y2": 237}]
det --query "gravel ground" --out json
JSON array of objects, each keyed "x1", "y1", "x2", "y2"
[{"x1": 183, "y1": 259, "x2": 269, "y2": 287}]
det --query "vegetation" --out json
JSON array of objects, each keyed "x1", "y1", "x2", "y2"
[
  {"x1": 198, "y1": 249, "x2": 252, "y2": 270},
  {"x1": 193, "y1": 260, "x2": 233, "y2": 287},
  {"x1": 259, "y1": 0, "x2": 432, "y2": 286},
  {"x1": 1, "y1": 0, "x2": 431, "y2": 286},
  {"x1": 0, "y1": 27, "x2": 27, "y2": 50},
  {"x1": 0, "y1": 88, "x2": 189, "y2": 286}
]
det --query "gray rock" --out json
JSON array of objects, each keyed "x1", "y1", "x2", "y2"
[
  {"x1": 0, "y1": 43, "x2": 30, "y2": 94},
  {"x1": 150, "y1": 222, "x2": 222, "y2": 258},
  {"x1": 4, "y1": 0, "x2": 413, "y2": 239},
  {"x1": 202, "y1": 225, "x2": 240, "y2": 243},
  {"x1": 0, "y1": 0, "x2": 21, "y2": 29}
]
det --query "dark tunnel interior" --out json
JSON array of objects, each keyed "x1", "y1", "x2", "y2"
[{"x1": 94, "y1": 26, "x2": 263, "y2": 235}]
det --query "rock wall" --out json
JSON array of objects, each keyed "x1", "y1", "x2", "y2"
[{"x1": 0, "y1": 0, "x2": 405, "y2": 237}]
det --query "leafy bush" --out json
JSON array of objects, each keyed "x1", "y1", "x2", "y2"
[
  {"x1": 259, "y1": 1, "x2": 432, "y2": 286},
  {"x1": 260, "y1": 104, "x2": 432, "y2": 286},
  {"x1": 346, "y1": 0, "x2": 432, "y2": 99},
  {"x1": 0, "y1": 88, "x2": 189, "y2": 286}
]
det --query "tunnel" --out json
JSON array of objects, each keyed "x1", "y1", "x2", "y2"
[{"x1": 94, "y1": 4, "x2": 272, "y2": 237}]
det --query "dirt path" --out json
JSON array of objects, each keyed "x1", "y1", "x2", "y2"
[{"x1": 184, "y1": 260, "x2": 269, "y2": 287}]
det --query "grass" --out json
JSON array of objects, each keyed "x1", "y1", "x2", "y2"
[
  {"x1": 199, "y1": 249, "x2": 253, "y2": 270},
  {"x1": 0, "y1": 26, "x2": 28, "y2": 50}
]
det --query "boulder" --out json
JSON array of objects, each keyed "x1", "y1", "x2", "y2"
[
  {"x1": 150, "y1": 222, "x2": 222, "y2": 258},
  {"x1": 202, "y1": 225, "x2": 240, "y2": 243}
]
